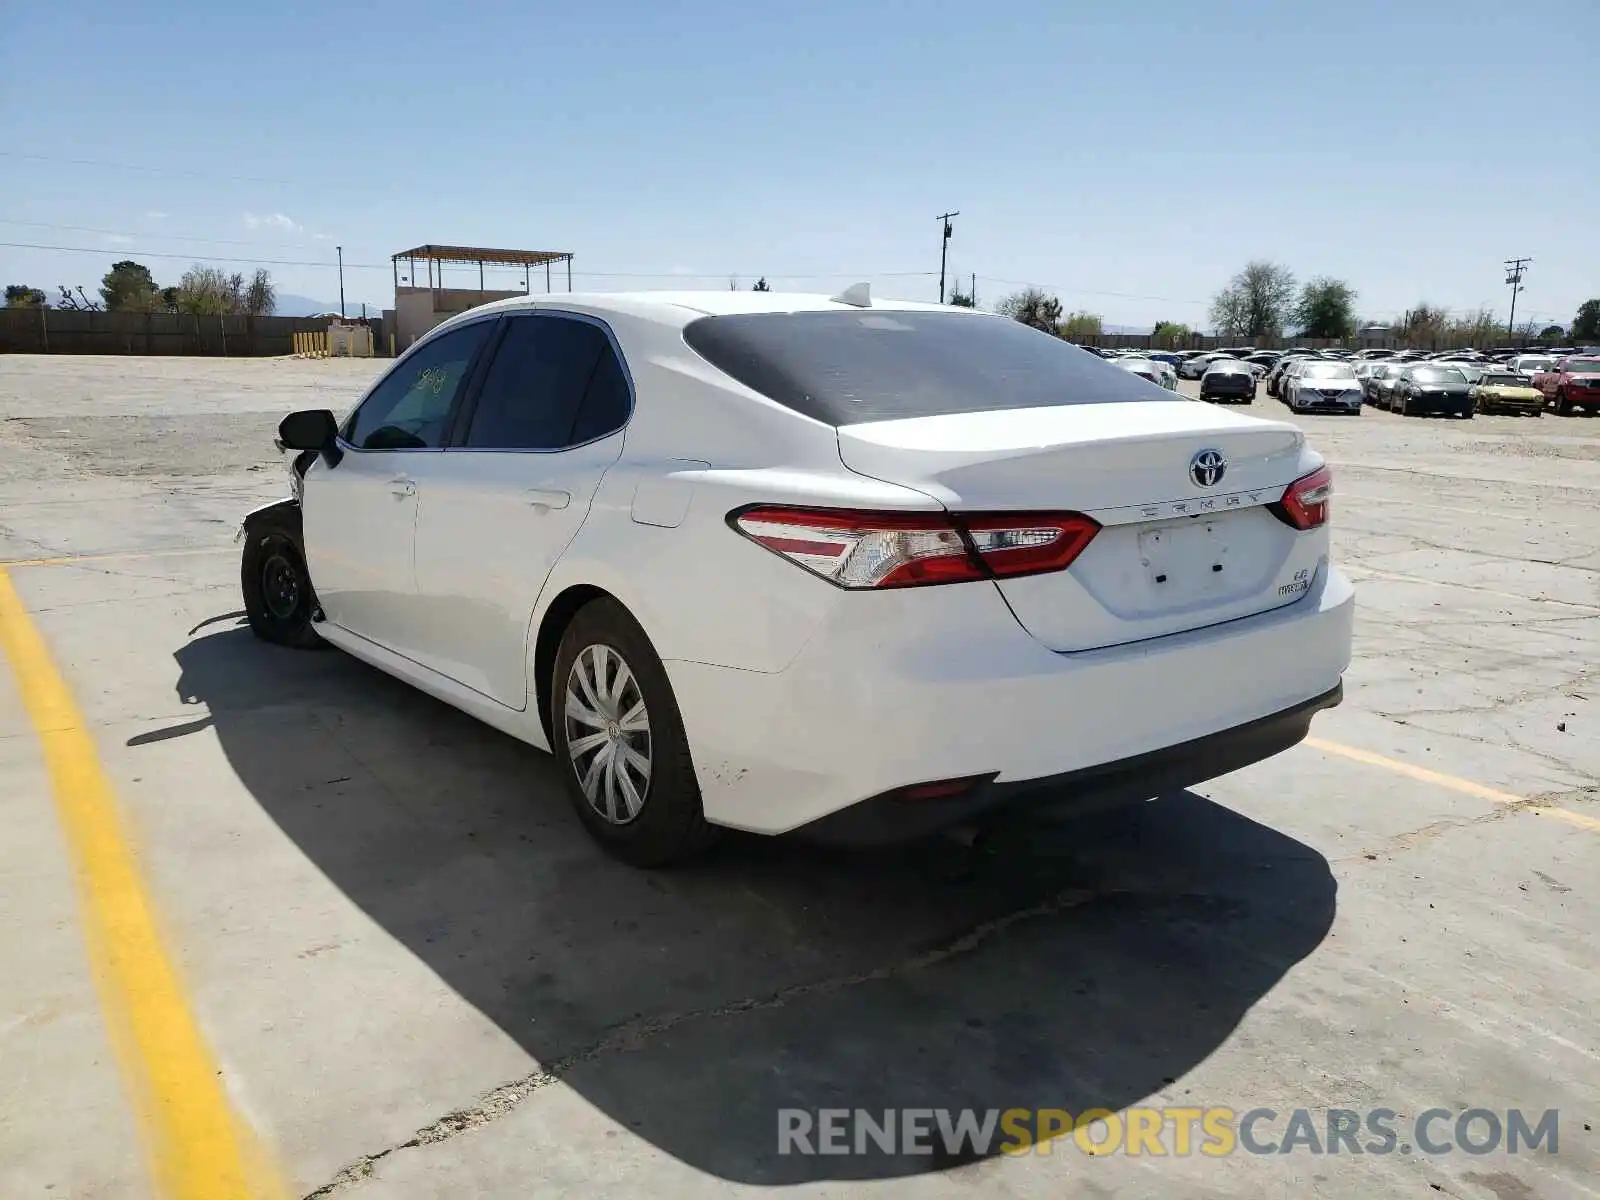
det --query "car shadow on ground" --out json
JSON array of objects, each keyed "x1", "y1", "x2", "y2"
[{"x1": 154, "y1": 624, "x2": 1337, "y2": 1185}]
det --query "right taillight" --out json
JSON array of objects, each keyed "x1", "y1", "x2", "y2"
[
  {"x1": 1274, "y1": 465, "x2": 1332, "y2": 530},
  {"x1": 729, "y1": 506, "x2": 1099, "y2": 589}
]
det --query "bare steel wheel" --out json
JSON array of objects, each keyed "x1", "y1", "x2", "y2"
[
  {"x1": 260, "y1": 547, "x2": 303, "y2": 620},
  {"x1": 550, "y1": 598, "x2": 717, "y2": 866},
  {"x1": 240, "y1": 506, "x2": 323, "y2": 650},
  {"x1": 564, "y1": 644, "x2": 652, "y2": 824}
]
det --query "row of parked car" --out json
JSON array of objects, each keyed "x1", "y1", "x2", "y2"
[{"x1": 1080, "y1": 344, "x2": 1600, "y2": 419}]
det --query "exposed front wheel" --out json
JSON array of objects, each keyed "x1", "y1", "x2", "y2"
[
  {"x1": 240, "y1": 511, "x2": 323, "y2": 650},
  {"x1": 552, "y1": 598, "x2": 717, "y2": 866}
]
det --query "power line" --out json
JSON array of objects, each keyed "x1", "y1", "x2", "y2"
[
  {"x1": 0, "y1": 218, "x2": 333, "y2": 251},
  {"x1": 0, "y1": 149, "x2": 292, "y2": 186}
]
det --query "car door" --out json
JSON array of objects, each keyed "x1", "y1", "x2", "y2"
[
  {"x1": 301, "y1": 319, "x2": 495, "y2": 651},
  {"x1": 407, "y1": 311, "x2": 632, "y2": 707}
]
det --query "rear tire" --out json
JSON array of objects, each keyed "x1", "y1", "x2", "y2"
[
  {"x1": 240, "y1": 508, "x2": 323, "y2": 650},
  {"x1": 551, "y1": 598, "x2": 718, "y2": 867}
]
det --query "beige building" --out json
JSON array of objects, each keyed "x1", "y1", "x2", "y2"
[{"x1": 387, "y1": 245, "x2": 575, "y2": 352}]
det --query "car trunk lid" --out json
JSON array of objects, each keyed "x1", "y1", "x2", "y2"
[{"x1": 837, "y1": 400, "x2": 1323, "y2": 651}]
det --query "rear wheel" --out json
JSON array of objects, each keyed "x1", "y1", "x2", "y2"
[
  {"x1": 551, "y1": 598, "x2": 717, "y2": 866},
  {"x1": 241, "y1": 509, "x2": 323, "y2": 649}
]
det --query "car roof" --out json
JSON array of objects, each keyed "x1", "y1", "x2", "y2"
[{"x1": 444, "y1": 288, "x2": 966, "y2": 329}]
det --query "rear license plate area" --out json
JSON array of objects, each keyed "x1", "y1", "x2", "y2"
[{"x1": 1137, "y1": 520, "x2": 1230, "y2": 593}]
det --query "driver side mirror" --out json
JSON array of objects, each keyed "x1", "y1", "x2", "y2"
[
  {"x1": 279, "y1": 408, "x2": 337, "y2": 450},
  {"x1": 278, "y1": 409, "x2": 342, "y2": 466}
]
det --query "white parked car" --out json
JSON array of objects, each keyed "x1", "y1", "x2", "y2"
[
  {"x1": 1117, "y1": 356, "x2": 1178, "y2": 390},
  {"x1": 1507, "y1": 354, "x2": 1554, "y2": 379},
  {"x1": 246, "y1": 290, "x2": 1353, "y2": 864}
]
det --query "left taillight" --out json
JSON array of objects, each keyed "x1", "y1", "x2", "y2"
[
  {"x1": 729, "y1": 506, "x2": 1100, "y2": 589},
  {"x1": 1274, "y1": 465, "x2": 1332, "y2": 530}
]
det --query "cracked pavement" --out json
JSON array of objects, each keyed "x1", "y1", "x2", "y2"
[{"x1": 0, "y1": 356, "x2": 1596, "y2": 1199}]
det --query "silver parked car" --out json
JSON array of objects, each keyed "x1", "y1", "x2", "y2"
[{"x1": 1284, "y1": 361, "x2": 1363, "y2": 415}]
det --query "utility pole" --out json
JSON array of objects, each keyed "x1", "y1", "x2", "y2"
[
  {"x1": 1504, "y1": 256, "x2": 1530, "y2": 341},
  {"x1": 971, "y1": 272, "x2": 976, "y2": 308},
  {"x1": 935, "y1": 211, "x2": 959, "y2": 304},
  {"x1": 336, "y1": 245, "x2": 346, "y2": 318}
]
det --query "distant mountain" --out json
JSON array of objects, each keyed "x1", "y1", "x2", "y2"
[{"x1": 275, "y1": 293, "x2": 384, "y2": 318}]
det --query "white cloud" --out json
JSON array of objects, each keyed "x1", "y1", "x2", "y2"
[
  {"x1": 312, "y1": 232, "x2": 335, "y2": 241},
  {"x1": 103, "y1": 233, "x2": 134, "y2": 245},
  {"x1": 243, "y1": 212, "x2": 301, "y2": 233},
  {"x1": 144, "y1": 211, "x2": 167, "y2": 220}
]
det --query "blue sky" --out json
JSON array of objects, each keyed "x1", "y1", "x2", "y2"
[{"x1": 2, "y1": 0, "x2": 1594, "y2": 330}]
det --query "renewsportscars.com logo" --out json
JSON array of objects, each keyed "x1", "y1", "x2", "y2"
[{"x1": 777, "y1": 1107, "x2": 1561, "y2": 1158}]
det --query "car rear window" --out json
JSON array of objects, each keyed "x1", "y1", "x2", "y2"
[{"x1": 681, "y1": 310, "x2": 1169, "y2": 426}]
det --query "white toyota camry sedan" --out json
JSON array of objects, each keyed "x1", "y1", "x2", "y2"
[{"x1": 244, "y1": 289, "x2": 1353, "y2": 865}]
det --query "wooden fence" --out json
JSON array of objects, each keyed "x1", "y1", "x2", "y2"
[{"x1": 0, "y1": 310, "x2": 353, "y2": 356}]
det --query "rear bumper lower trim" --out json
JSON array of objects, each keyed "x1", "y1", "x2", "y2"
[{"x1": 793, "y1": 681, "x2": 1344, "y2": 845}]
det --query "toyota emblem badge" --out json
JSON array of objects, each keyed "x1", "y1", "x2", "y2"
[{"x1": 1189, "y1": 448, "x2": 1227, "y2": 488}]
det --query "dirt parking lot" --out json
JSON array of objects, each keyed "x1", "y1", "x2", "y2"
[{"x1": 1, "y1": 354, "x2": 1596, "y2": 1200}]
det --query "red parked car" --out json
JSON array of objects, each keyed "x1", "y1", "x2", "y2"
[{"x1": 1531, "y1": 356, "x2": 1600, "y2": 415}]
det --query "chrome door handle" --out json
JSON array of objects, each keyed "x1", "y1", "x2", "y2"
[
  {"x1": 524, "y1": 488, "x2": 571, "y2": 511},
  {"x1": 388, "y1": 476, "x2": 416, "y2": 498}
]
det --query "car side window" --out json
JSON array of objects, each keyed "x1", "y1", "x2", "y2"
[
  {"x1": 463, "y1": 315, "x2": 625, "y2": 450},
  {"x1": 346, "y1": 322, "x2": 493, "y2": 450}
]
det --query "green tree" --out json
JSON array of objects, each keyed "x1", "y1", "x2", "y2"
[
  {"x1": 5, "y1": 284, "x2": 47, "y2": 308},
  {"x1": 1059, "y1": 311, "x2": 1103, "y2": 339},
  {"x1": 996, "y1": 287, "x2": 1063, "y2": 334},
  {"x1": 1572, "y1": 299, "x2": 1600, "y2": 342},
  {"x1": 1537, "y1": 324, "x2": 1564, "y2": 344},
  {"x1": 99, "y1": 260, "x2": 160, "y2": 311},
  {"x1": 177, "y1": 265, "x2": 245, "y2": 315},
  {"x1": 1152, "y1": 320, "x2": 1191, "y2": 343},
  {"x1": 947, "y1": 281, "x2": 976, "y2": 307},
  {"x1": 1209, "y1": 260, "x2": 1296, "y2": 339},
  {"x1": 1293, "y1": 277, "x2": 1358, "y2": 339},
  {"x1": 751, "y1": 276, "x2": 771, "y2": 292},
  {"x1": 160, "y1": 286, "x2": 181, "y2": 312}
]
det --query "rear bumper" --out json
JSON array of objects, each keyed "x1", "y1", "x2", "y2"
[
  {"x1": 1404, "y1": 394, "x2": 1472, "y2": 415},
  {"x1": 798, "y1": 681, "x2": 1343, "y2": 845},
  {"x1": 667, "y1": 563, "x2": 1355, "y2": 837}
]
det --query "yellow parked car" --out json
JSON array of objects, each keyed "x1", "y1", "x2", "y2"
[{"x1": 1471, "y1": 372, "x2": 1544, "y2": 416}]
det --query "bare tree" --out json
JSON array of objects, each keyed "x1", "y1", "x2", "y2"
[
  {"x1": 1443, "y1": 306, "x2": 1499, "y2": 349},
  {"x1": 1396, "y1": 303, "x2": 1450, "y2": 347},
  {"x1": 996, "y1": 287, "x2": 1063, "y2": 334},
  {"x1": 243, "y1": 269, "x2": 276, "y2": 316},
  {"x1": 55, "y1": 286, "x2": 99, "y2": 311},
  {"x1": 1209, "y1": 261, "x2": 1296, "y2": 340}
]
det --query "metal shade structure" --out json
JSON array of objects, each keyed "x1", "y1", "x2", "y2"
[{"x1": 392, "y1": 244, "x2": 575, "y2": 294}]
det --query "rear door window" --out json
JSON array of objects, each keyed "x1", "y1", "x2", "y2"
[
  {"x1": 462, "y1": 315, "x2": 619, "y2": 449},
  {"x1": 682, "y1": 310, "x2": 1168, "y2": 426}
]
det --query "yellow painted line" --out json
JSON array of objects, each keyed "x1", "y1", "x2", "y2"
[
  {"x1": 0, "y1": 567, "x2": 284, "y2": 1198},
  {"x1": 0, "y1": 546, "x2": 234, "y2": 569},
  {"x1": 1306, "y1": 736, "x2": 1600, "y2": 833}
]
